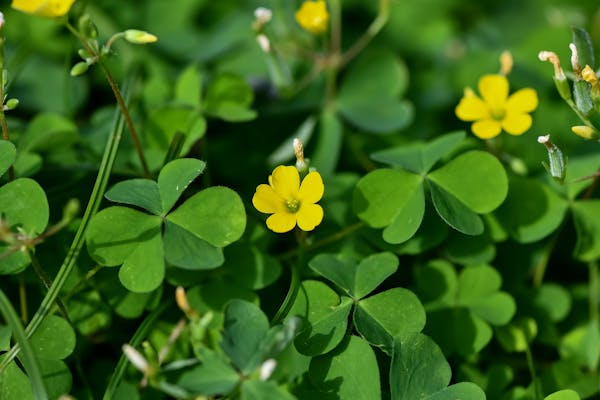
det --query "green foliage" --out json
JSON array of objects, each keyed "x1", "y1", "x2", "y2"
[{"x1": 1, "y1": 2, "x2": 600, "y2": 400}]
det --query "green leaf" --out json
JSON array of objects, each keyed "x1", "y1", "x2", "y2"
[
  {"x1": 309, "y1": 252, "x2": 398, "y2": 299},
  {"x1": 572, "y1": 27, "x2": 595, "y2": 70},
  {"x1": 444, "y1": 232, "x2": 495, "y2": 265},
  {"x1": 533, "y1": 284, "x2": 571, "y2": 322},
  {"x1": 572, "y1": 200, "x2": 600, "y2": 261},
  {"x1": 29, "y1": 315, "x2": 75, "y2": 360},
  {"x1": 0, "y1": 361, "x2": 34, "y2": 400},
  {"x1": 176, "y1": 348, "x2": 239, "y2": 396},
  {"x1": 0, "y1": 178, "x2": 49, "y2": 235},
  {"x1": 204, "y1": 73, "x2": 256, "y2": 122},
  {"x1": 564, "y1": 153, "x2": 600, "y2": 200},
  {"x1": 163, "y1": 221, "x2": 224, "y2": 270},
  {"x1": 371, "y1": 131, "x2": 466, "y2": 174},
  {"x1": 118, "y1": 231, "x2": 165, "y2": 293},
  {"x1": 544, "y1": 389, "x2": 582, "y2": 400},
  {"x1": 309, "y1": 335, "x2": 381, "y2": 400},
  {"x1": 146, "y1": 107, "x2": 207, "y2": 155},
  {"x1": 354, "y1": 288, "x2": 426, "y2": 353},
  {"x1": 240, "y1": 380, "x2": 297, "y2": 400},
  {"x1": 574, "y1": 80, "x2": 593, "y2": 116},
  {"x1": 174, "y1": 64, "x2": 202, "y2": 106},
  {"x1": 19, "y1": 112, "x2": 78, "y2": 153},
  {"x1": 428, "y1": 150, "x2": 508, "y2": 214},
  {"x1": 39, "y1": 359, "x2": 72, "y2": 400},
  {"x1": 559, "y1": 320, "x2": 600, "y2": 371},
  {"x1": 311, "y1": 110, "x2": 343, "y2": 177},
  {"x1": 425, "y1": 308, "x2": 492, "y2": 356},
  {"x1": 105, "y1": 179, "x2": 162, "y2": 215},
  {"x1": 86, "y1": 206, "x2": 162, "y2": 266},
  {"x1": 495, "y1": 317, "x2": 538, "y2": 353},
  {"x1": 354, "y1": 168, "x2": 424, "y2": 243},
  {"x1": 167, "y1": 186, "x2": 246, "y2": 247},
  {"x1": 390, "y1": 333, "x2": 485, "y2": 400},
  {"x1": 96, "y1": 271, "x2": 156, "y2": 319},
  {"x1": 414, "y1": 259, "x2": 457, "y2": 305},
  {"x1": 337, "y1": 50, "x2": 412, "y2": 134},
  {"x1": 495, "y1": 176, "x2": 568, "y2": 243},
  {"x1": 221, "y1": 299, "x2": 269, "y2": 374},
  {"x1": 288, "y1": 280, "x2": 353, "y2": 356},
  {"x1": 158, "y1": 158, "x2": 206, "y2": 213},
  {"x1": 428, "y1": 180, "x2": 483, "y2": 235},
  {"x1": 0, "y1": 140, "x2": 16, "y2": 178},
  {"x1": 221, "y1": 243, "x2": 281, "y2": 290}
]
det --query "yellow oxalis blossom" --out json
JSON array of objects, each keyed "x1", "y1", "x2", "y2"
[
  {"x1": 253, "y1": 165, "x2": 324, "y2": 233},
  {"x1": 295, "y1": 0, "x2": 329, "y2": 34},
  {"x1": 11, "y1": 0, "x2": 76, "y2": 17},
  {"x1": 455, "y1": 74, "x2": 538, "y2": 139}
]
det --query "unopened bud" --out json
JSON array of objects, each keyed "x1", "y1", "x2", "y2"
[
  {"x1": 0, "y1": 12, "x2": 5, "y2": 30},
  {"x1": 63, "y1": 198, "x2": 80, "y2": 221},
  {"x1": 260, "y1": 359, "x2": 277, "y2": 381},
  {"x1": 122, "y1": 344, "x2": 150, "y2": 373},
  {"x1": 539, "y1": 51, "x2": 571, "y2": 100},
  {"x1": 256, "y1": 34, "x2": 271, "y2": 53},
  {"x1": 569, "y1": 43, "x2": 582, "y2": 77},
  {"x1": 70, "y1": 61, "x2": 89, "y2": 77},
  {"x1": 538, "y1": 134, "x2": 566, "y2": 183},
  {"x1": 571, "y1": 125, "x2": 600, "y2": 140},
  {"x1": 123, "y1": 29, "x2": 158, "y2": 44},
  {"x1": 254, "y1": 7, "x2": 273, "y2": 24},
  {"x1": 499, "y1": 50, "x2": 513, "y2": 75},
  {"x1": 4, "y1": 98, "x2": 18, "y2": 111}
]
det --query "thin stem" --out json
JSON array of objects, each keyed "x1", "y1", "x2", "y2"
[
  {"x1": 0, "y1": 87, "x2": 128, "y2": 372},
  {"x1": 18, "y1": 274, "x2": 27, "y2": 324},
  {"x1": 532, "y1": 228, "x2": 561, "y2": 288},
  {"x1": 339, "y1": 0, "x2": 390, "y2": 67},
  {"x1": 0, "y1": 105, "x2": 14, "y2": 181},
  {"x1": 329, "y1": 0, "x2": 342, "y2": 57},
  {"x1": 29, "y1": 252, "x2": 71, "y2": 323},
  {"x1": 65, "y1": 22, "x2": 150, "y2": 178},
  {"x1": 271, "y1": 258, "x2": 301, "y2": 325},
  {"x1": 524, "y1": 343, "x2": 542, "y2": 400}
]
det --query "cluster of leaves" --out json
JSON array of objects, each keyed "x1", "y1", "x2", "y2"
[{"x1": 0, "y1": 1, "x2": 599, "y2": 400}]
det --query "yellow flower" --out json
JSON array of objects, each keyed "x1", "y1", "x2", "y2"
[
  {"x1": 295, "y1": 0, "x2": 329, "y2": 34},
  {"x1": 11, "y1": 0, "x2": 76, "y2": 17},
  {"x1": 253, "y1": 165, "x2": 324, "y2": 233},
  {"x1": 455, "y1": 74, "x2": 538, "y2": 139}
]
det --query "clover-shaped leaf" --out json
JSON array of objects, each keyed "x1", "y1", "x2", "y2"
[
  {"x1": 390, "y1": 333, "x2": 486, "y2": 400},
  {"x1": 287, "y1": 280, "x2": 353, "y2": 356},
  {"x1": 86, "y1": 158, "x2": 245, "y2": 292},
  {"x1": 356, "y1": 145, "x2": 508, "y2": 241},
  {"x1": 416, "y1": 261, "x2": 515, "y2": 356},
  {"x1": 0, "y1": 178, "x2": 49, "y2": 274},
  {"x1": 337, "y1": 50, "x2": 412, "y2": 134}
]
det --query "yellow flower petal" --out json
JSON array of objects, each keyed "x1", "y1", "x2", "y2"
[
  {"x1": 471, "y1": 119, "x2": 502, "y2": 139},
  {"x1": 295, "y1": 0, "x2": 329, "y2": 34},
  {"x1": 298, "y1": 171, "x2": 324, "y2": 203},
  {"x1": 252, "y1": 184, "x2": 283, "y2": 214},
  {"x1": 266, "y1": 213, "x2": 297, "y2": 233},
  {"x1": 478, "y1": 74, "x2": 509, "y2": 111},
  {"x1": 296, "y1": 203, "x2": 323, "y2": 231},
  {"x1": 455, "y1": 94, "x2": 490, "y2": 121},
  {"x1": 502, "y1": 113, "x2": 532, "y2": 135},
  {"x1": 12, "y1": 0, "x2": 75, "y2": 17},
  {"x1": 270, "y1": 166, "x2": 300, "y2": 200},
  {"x1": 505, "y1": 88, "x2": 538, "y2": 114}
]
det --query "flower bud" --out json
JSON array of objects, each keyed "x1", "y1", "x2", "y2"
[
  {"x1": 70, "y1": 61, "x2": 89, "y2": 77},
  {"x1": 538, "y1": 134, "x2": 566, "y2": 183},
  {"x1": 499, "y1": 50, "x2": 513, "y2": 75},
  {"x1": 123, "y1": 29, "x2": 158, "y2": 44},
  {"x1": 4, "y1": 98, "x2": 18, "y2": 111},
  {"x1": 571, "y1": 125, "x2": 600, "y2": 140},
  {"x1": 538, "y1": 51, "x2": 571, "y2": 100},
  {"x1": 63, "y1": 198, "x2": 80, "y2": 221}
]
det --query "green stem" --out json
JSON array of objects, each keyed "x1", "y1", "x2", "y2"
[
  {"x1": 102, "y1": 300, "x2": 172, "y2": 400},
  {"x1": 532, "y1": 228, "x2": 561, "y2": 288},
  {"x1": 18, "y1": 274, "x2": 27, "y2": 324},
  {"x1": 0, "y1": 290, "x2": 48, "y2": 399},
  {"x1": 29, "y1": 253, "x2": 71, "y2": 323},
  {"x1": 338, "y1": 0, "x2": 390, "y2": 67},
  {"x1": 524, "y1": 343, "x2": 542, "y2": 400},
  {"x1": 65, "y1": 22, "x2": 150, "y2": 178},
  {"x1": 271, "y1": 261, "x2": 301, "y2": 325},
  {"x1": 0, "y1": 89, "x2": 128, "y2": 372}
]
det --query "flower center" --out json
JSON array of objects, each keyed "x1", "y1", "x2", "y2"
[
  {"x1": 491, "y1": 108, "x2": 506, "y2": 121},
  {"x1": 286, "y1": 198, "x2": 301, "y2": 213}
]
